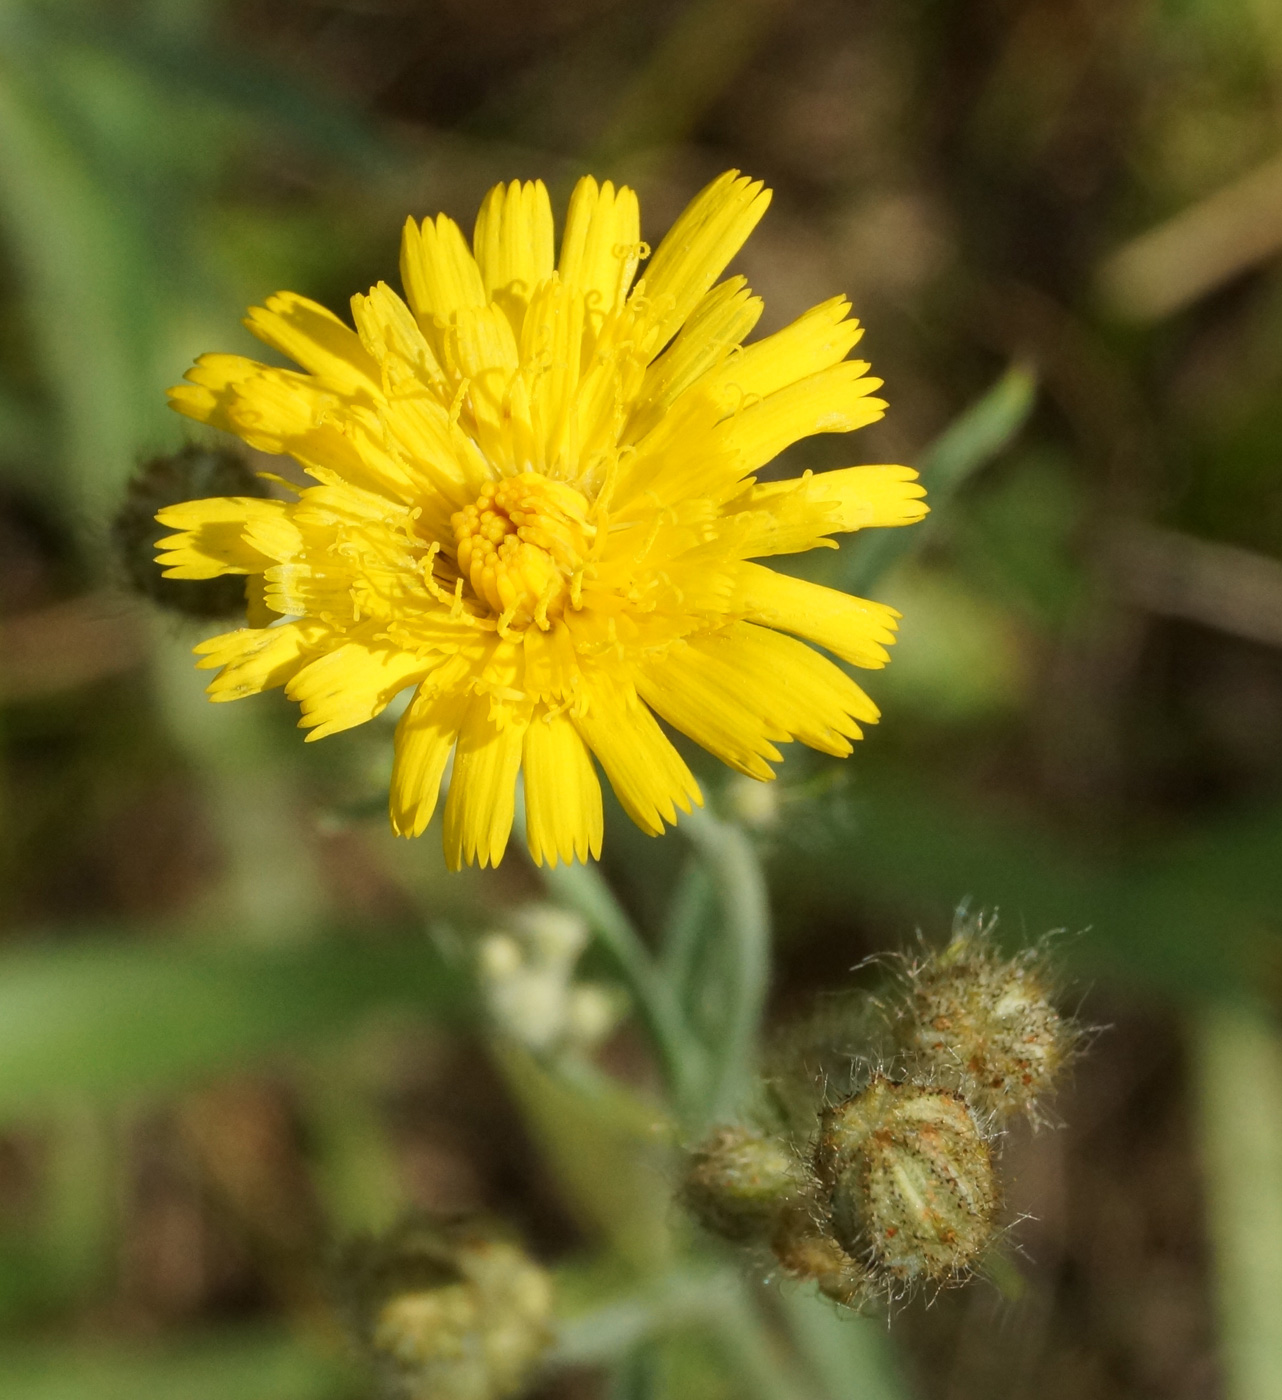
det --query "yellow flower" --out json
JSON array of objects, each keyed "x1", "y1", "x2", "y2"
[{"x1": 157, "y1": 171, "x2": 926, "y2": 869}]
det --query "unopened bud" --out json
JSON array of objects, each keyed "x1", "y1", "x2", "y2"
[
  {"x1": 817, "y1": 1078, "x2": 997, "y2": 1286},
  {"x1": 114, "y1": 444, "x2": 269, "y2": 617},
  {"x1": 683, "y1": 1126, "x2": 809, "y2": 1243},
  {"x1": 477, "y1": 910, "x2": 622, "y2": 1055},
  {"x1": 340, "y1": 1215, "x2": 553, "y2": 1400},
  {"x1": 513, "y1": 905, "x2": 588, "y2": 965},
  {"x1": 725, "y1": 775, "x2": 780, "y2": 830},
  {"x1": 897, "y1": 914, "x2": 1074, "y2": 1122},
  {"x1": 770, "y1": 1203, "x2": 872, "y2": 1309},
  {"x1": 563, "y1": 984, "x2": 625, "y2": 1046}
]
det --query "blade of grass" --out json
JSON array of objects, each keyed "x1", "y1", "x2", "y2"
[
  {"x1": 593, "y1": 0, "x2": 787, "y2": 167},
  {"x1": 497, "y1": 1044, "x2": 675, "y2": 1274},
  {"x1": 1192, "y1": 1002, "x2": 1282, "y2": 1400},
  {"x1": 0, "y1": 63, "x2": 149, "y2": 527},
  {"x1": 838, "y1": 364, "x2": 1038, "y2": 597}
]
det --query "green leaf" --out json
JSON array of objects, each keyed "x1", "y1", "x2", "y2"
[
  {"x1": 772, "y1": 761, "x2": 1282, "y2": 1002},
  {"x1": 0, "y1": 933, "x2": 464, "y2": 1122},
  {"x1": 0, "y1": 1331, "x2": 354, "y2": 1400},
  {"x1": 677, "y1": 806, "x2": 772, "y2": 1127},
  {"x1": 777, "y1": 1289, "x2": 910, "y2": 1400},
  {"x1": 498, "y1": 1044, "x2": 674, "y2": 1273},
  {"x1": 837, "y1": 364, "x2": 1038, "y2": 596}
]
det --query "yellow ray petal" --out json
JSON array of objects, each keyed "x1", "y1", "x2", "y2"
[
  {"x1": 168, "y1": 355, "x2": 326, "y2": 455},
  {"x1": 626, "y1": 276, "x2": 762, "y2": 443},
  {"x1": 380, "y1": 394, "x2": 495, "y2": 512},
  {"x1": 635, "y1": 170, "x2": 771, "y2": 355},
  {"x1": 285, "y1": 640, "x2": 432, "y2": 741},
  {"x1": 473, "y1": 179, "x2": 555, "y2": 336},
  {"x1": 390, "y1": 675, "x2": 471, "y2": 838},
  {"x1": 635, "y1": 645, "x2": 784, "y2": 781},
  {"x1": 731, "y1": 562, "x2": 900, "y2": 669},
  {"x1": 613, "y1": 363, "x2": 886, "y2": 513},
  {"x1": 702, "y1": 296, "x2": 865, "y2": 408},
  {"x1": 195, "y1": 619, "x2": 332, "y2": 701},
  {"x1": 730, "y1": 464, "x2": 928, "y2": 555},
  {"x1": 709, "y1": 622, "x2": 879, "y2": 756},
  {"x1": 245, "y1": 292, "x2": 381, "y2": 399},
  {"x1": 245, "y1": 575, "x2": 278, "y2": 629},
  {"x1": 608, "y1": 389, "x2": 727, "y2": 514},
  {"x1": 523, "y1": 705, "x2": 603, "y2": 866},
  {"x1": 400, "y1": 213, "x2": 488, "y2": 363},
  {"x1": 445, "y1": 305, "x2": 521, "y2": 473},
  {"x1": 156, "y1": 497, "x2": 296, "y2": 578},
  {"x1": 168, "y1": 356, "x2": 423, "y2": 504},
  {"x1": 558, "y1": 177, "x2": 643, "y2": 335},
  {"x1": 573, "y1": 672, "x2": 702, "y2": 836},
  {"x1": 443, "y1": 693, "x2": 531, "y2": 869},
  {"x1": 522, "y1": 622, "x2": 580, "y2": 703},
  {"x1": 520, "y1": 277, "x2": 584, "y2": 476},
  {"x1": 713, "y1": 362, "x2": 886, "y2": 476},
  {"x1": 350, "y1": 281, "x2": 446, "y2": 393}
]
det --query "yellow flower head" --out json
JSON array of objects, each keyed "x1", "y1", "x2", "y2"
[{"x1": 157, "y1": 171, "x2": 926, "y2": 869}]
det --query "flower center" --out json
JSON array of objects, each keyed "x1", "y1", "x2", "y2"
[{"x1": 450, "y1": 472, "x2": 594, "y2": 630}]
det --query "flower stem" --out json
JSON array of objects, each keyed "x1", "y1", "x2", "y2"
[
  {"x1": 680, "y1": 804, "x2": 772, "y2": 1125},
  {"x1": 553, "y1": 1266, "x2": 812, "y2": 1400},
  {"x1": 538, "y1": 857, "x2": 704, "y2": 1106}
]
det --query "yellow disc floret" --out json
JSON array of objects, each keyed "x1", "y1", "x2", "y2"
[{"x1": 450, "y1": 473, "x2": 593, "y2": 631}]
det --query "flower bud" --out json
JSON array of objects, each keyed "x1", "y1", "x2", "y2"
[
  {"x1": 114, "y1": 444, "x2": 269, "y2": 618},
  {"x1": 682, "y1": 1126, "x2": 809, "y2": 1243},
  {"x1": 816, "y1": 1078, "x2": 997, "y2": 1286},
  {"x1": 512, "y1": 904, "x2": 588, "y2": 964},
  {"x1": 340, "y1": 1215, "x2": 554, "y2": 1400},
  {"x1": 897, "y1": 915, "x2": 1074, "y2": 1122},
  {"x1": 770, "y1": 1203, "x2": 872, "y2": 1309},
  {"x1": 477, "y1": 905, "x2": 622, "y2": 1055}
]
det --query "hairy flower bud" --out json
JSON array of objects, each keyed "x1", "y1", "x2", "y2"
[
  {"x1": 339, "y1": 1216, "x2": 554, "y2": 1400},
  {"x1": 115, "y1": 444, "x2": 269, "y2": 617},
  {"x1": 683, "y1": 1126, "x2": 809, "y2": 1242},
  {"x1": 897, "y1": 914, "x2": 1074, "y2": 1122},
  {"x1": 816, "y1": 1078, "x2": 997, "y2": 1286},
  {"x1": 770, "y1": 1203, "x2": 872, "y2": 1309}
]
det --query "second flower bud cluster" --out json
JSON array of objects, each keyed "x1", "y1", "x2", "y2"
[{"x1": 682, "y1": 915, "x2": 1079, "y2": 1306}]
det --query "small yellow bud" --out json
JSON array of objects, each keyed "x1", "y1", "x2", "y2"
[
  {"x1": 897, "y1": 914, "x2": 1075, "y2": 1122},
  {"x1": 340, "y1": 1216, "x2": 554, "y2": 1400},
  {"x1": 817, "y1": 1078, "x2": 997, "y2": 1286},
  {"x1": 683, "y1": 1126, "x2": 810, "y2": 1242}
]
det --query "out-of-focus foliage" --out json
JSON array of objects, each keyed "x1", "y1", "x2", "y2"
[{"x1": 3, "y1": 0, "x2": 1282, "y2": 1398}]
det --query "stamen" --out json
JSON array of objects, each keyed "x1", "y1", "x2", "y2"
[{"x1": 448, "y1": 471, "x2": 594, "y2": 632}]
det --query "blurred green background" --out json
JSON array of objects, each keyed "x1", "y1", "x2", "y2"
[{"x1": 3, "y1": 0, "x2": 1282, "y2": 1396}]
